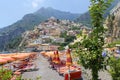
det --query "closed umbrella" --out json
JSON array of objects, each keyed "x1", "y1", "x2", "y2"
[
  {"x1": 66, "y1": 49, "x2": 72, "y2": 80},
  {"x1": 55, "y1": 50, "x2": 60, "y2": 64},
  {"x1": 50, "y1": 51, "x2": 56, "y2": 69},
  {"x1": 66, "y1": 49, "x2": 72, "y2": 67},
  {"x1": 52, "y1": 51, "x2": 56, "y2": 63},
  {"x1": 55, "y1": 50, "x2": 61, "y2": 74}
]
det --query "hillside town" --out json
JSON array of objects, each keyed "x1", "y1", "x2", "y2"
[
  {"x1": 21, "y1": 17, "x2": 91, "y2": 51},
  {"x1": 1, "y1": 0, "x2": 120, "y2": 80}
]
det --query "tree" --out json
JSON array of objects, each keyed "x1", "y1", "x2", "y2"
[
  {"x1": 73, "y1": 0, "x2": 113, "y2": 80},
  {"x1": 6, "y1": 36, "x2": 22, "y2": 50}
]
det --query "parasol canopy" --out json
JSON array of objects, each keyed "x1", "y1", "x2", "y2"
[
  {"x1": 52, "y1": 51, "x2": 56, "y2": 63},
  {"x1": 0, "y1": 58, "x2": 8, "y2": 65},
  {"x1": 55, "y1": 50, "x2": 60, "y2": 64},
  {"x1": 66, "y1": 49, "x2": 72, "y2": 67},
  {"x1": 1, "y1": 57, "x2": 15, "y2": 62}
]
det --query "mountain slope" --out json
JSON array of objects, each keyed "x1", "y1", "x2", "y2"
[
  {"x1": 0, "y1": 7, "x2": 80, "y2": 51},
  {"x1": 0, "y1": 14, "x2": 44, "y2": 35},
  {"x1": 75, "y1": 0, "x2": 119, "y2": 27},
  {"x1": 75, "y1": 12, "x2": 91, "y2": 27},
  {"x1": 34, "y1": 7, "x2": 80, "y2": 21},
  {"x1": 0, "y1": 7, "x2": 80, "y2": 36}
]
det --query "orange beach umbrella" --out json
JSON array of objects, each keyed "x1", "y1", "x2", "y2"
[
  {"x1": 55, "y1": 50, "x2": 60, "y2": 64},
  {"x1": 0, "y1": 59, "x2": 8, "y2": 65},
  {"x1": 66, "y1": 49, "x2": 72, "y2": 67},
  {"x1": 52, "y1": 51, "x2": 56, "y2": 63},
  {"x1": 1, "y1": 57, "x2": 15, "y2": 62}
]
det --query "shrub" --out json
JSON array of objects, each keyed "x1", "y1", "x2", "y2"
[
  {"x1": 0, "y1": 67, "x2": 12, "y2": 80},
  {"x1": 109, "y1": 57, "x2": 120, "y2": 80}
]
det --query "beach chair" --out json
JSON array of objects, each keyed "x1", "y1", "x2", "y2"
[
  {"x1": 12, "y1": 61, "x2": 27, "y2": 69},
  {"x1": 13, "y1": 62, "x2": 38, "y2": 72},
  {"x1": 21, "y1": 62, "x2": 38, "y2": 71}
]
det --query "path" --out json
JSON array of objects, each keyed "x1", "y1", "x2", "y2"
[{"x1": 22, "y1": 54, "x2": 64, "y2": 80}]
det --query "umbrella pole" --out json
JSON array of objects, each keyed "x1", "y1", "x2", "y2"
[
  {"x1": 68, "y1": 66, "x2": 70, "y2": 80},
  {"x1": 59, "y1": 65, "x2": 60, "y2": 74}
]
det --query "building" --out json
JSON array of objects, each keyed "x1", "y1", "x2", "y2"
[
  {"x1": 37, "y1": 44, "x2": 59, "y2": 51},
  {"x1": 110, "y1": 1, "x2": 120, "y2": 15},
  {"x1": 49, "y1": 28, "x2": 61, "y2": 37},
  {"x1": 38, "y1": 44, "x2": 50, "y2": 51},
  {"x1": 53, "y1": 38, "x2": 65, "y2": 43},
  {"x1": 67, "y1": 30, "x2": 76, "y2": 36}
]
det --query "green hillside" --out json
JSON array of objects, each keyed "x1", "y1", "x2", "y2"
[
  {"x1": 75, "y1": 0, "x2": 119, "y2": 27},
  {"x1": 0, "y1": 7, "x2": 80, "y2": 51}
]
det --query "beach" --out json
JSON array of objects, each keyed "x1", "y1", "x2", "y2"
[
  {"x1": 22, "y1": 53, "x2": 64, "y2": 80},
  {"x1": 21, "y1": 53, "x2": 112, "y2": 80}
]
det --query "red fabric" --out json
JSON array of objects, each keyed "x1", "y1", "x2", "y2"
[
  {"x1": 55, "y1": 50, "x2": 60, "y2": 64},
  {"x1": 52, "y1": 51, "x2": 56, "y2": 63},
  {"x1": 64, "y1": 71, "x2": 82, "y2": 80}
]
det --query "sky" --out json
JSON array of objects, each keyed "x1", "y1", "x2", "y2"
[{"x1": 0, "y1": 0, "x2": 90, "y2": 28}]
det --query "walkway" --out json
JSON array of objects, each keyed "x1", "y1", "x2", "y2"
[{"x1": 22, "y1": 53, "x2": 64, "y2": 80}]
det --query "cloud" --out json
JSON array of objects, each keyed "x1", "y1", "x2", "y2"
[
  {"x1": 23, "y1": 0, "x2": 44, "y2": 9},
  {"x1": 31, "y1": 0, "x2": 44, "y2": 8}
]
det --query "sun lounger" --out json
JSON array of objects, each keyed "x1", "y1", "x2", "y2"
[
  {"x1": 20, "y1": 64, "x2": 38, "y2": 72},
  {"x1": 57, "y1": 66, "x2": 81, "y2": 75}
]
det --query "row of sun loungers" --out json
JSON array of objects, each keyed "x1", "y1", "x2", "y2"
[
  {"x1": 40, "y1": 51, "x2": 82, "y2": 80},
  {"x1": 0, "y1": 52, "x2": 38, "y2": 80}
]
